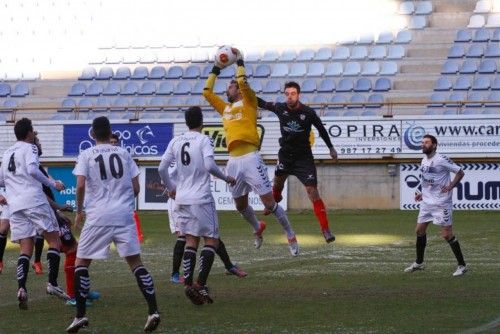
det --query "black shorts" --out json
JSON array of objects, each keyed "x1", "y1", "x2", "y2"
[
  {"x1": 275, "y1": 149, "x2": 317, "y2": 186},
  {"x1": 57, "y1": 214, "x2": 76, "y2": 248}
]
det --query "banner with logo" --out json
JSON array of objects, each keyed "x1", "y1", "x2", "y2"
[
  {"x1": 138, "y1": 165, "x2": 287, "y2": 211},
  {"x1": 400, "y1": 163, "x2": 500, "y2": 210},
  {"x1": 46, "y1": 166, "x2": 76, "y2": 208},
  {"x1": 63, "y1": 124, "x2": 173, "y2": 157}
]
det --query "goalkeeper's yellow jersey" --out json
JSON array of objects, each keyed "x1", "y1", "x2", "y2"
[{"x1": 202, "y1": 65, "x2": 260, "y2": 156}]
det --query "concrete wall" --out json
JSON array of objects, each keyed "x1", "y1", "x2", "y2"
[{"x1": 287, "y1": 164, "x2": 400, "y2": 210}]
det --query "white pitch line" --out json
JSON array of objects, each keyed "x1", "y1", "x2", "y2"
[{"x1": 459, "y1": 316, "x2": 500, "y2": 334}]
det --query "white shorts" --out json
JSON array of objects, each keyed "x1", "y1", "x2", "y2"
[
  {"x1": 77, "y1": 224, "x2": 141, "y2": 260},
  {"x1": 417, "y1": 203, "x2": 453, "y2": 226},
  {"x1": 226, "y1": 151, "x2": 272, "y2": 198},
  {"x1": 0, "y1": 204, "x2": 10, "y2": 220},
  {"x1": 168, "y1": 198, "x2": 180, "y2": 234},
  {"x1": 9, "y1": 204, "x2": 59, "y2": 242},
  {"x1": 176, "y1": 202, "x2": 219, "y2": 238}
]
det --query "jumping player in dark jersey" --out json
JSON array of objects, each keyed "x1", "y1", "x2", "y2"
[{"x1": 257, "y1": 81, "x2": 338, "y2": 243}]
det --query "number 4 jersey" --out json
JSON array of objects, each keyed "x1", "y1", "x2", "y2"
[{"x1": 73, "y1": 144, "x2": 139, "y2": 226}]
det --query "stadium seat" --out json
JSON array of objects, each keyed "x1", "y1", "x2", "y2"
[
  {"x1": 10, "y1": 83, "x2": 29, "y2": 97},
  {"x1": 442, "y1": 60, "x2": 460, "y2": 74},
  {"x1": 473, "y1": 28, "x2": 490, "y2": 42},
  {"x1": 448, "y1": 45, "x2": 466, "y2": 58},
  {"x1": 460, "y1": 59, "x2": 478, "y2": 74},
  {"x1": 369, "y1": 46, "x2": 386, "y2": 60},
  {"x1": 398, "y1": 1, "x2": 415, "y2": 14},
  {"x1": 102, "y1": 82, "x2": 121, "y2": 96},
  {"x1": 424, "y1": 109, "x2": 441, "y2": 115},
  {"x1": 493, "y1": 28, "x2": 500, "y2": 42},
  {"x1": 317, "y1": 78, "x2": 336, "y2": 93},
  {"x1": 482, "y1": 109, "x2": 498, "y2": 114},
  {"x1": 358, "y1": 33, "x2": 374, "y2": 45},
  {"x1": 307, "y1": 63, "x2": 325, "y2": 77},
  {"x1": 254, "y1": 64, "x2": 271, "y2": 78},
  {"x1": 312, "y1": 94, "x2": 328, "y2": 106},
  {"x1": 455, "y1": 29, "x2": 472, "y2": 42},
  {"x1": 324, "y1": 111, "x2": 340, "y2": 117},
  {"x1": 174, "y1": 81, "x2": 191, "y2": 95},
  {"x1": 314, "y1": 48, "x2": 332, "y2": 61},
  {"x1": 191, "y1": 49, "x2": 209, "y2": 63},
  {"x1": 301, "y1": 79, "x2": 317, "y2": 93},
  {"x1": 409, "y1": 16, "x2": 427, "y2": 29},
  {"x1": 271, "y1": 64, "x2": 288, "y2": 77},
  {"x1": 478, "y1": 59, "x2": 497, "y2": 73},
  {"x1": 166, "y1": 66, "x2": 183, "y2": 79},
  {"x1": 453, "y1": 76, "x2": 472, "y2": 90},
  {"x1": 140, "y1": 52, "x2": 157, "y2": 64},
  {"x1": 332, "y1": 47, "x2": 350, "y2": 60},
  {"x1": 59, "y1": 98, "x2": 76, "y2": 112},
  {"x1": 245, "y1": 64, "x2": 254, "y2": 77},
  {"x1": 139, "y1": 112, "x2": 158, "y2": 120},
  {"x1": 487, "y1": 91, "x2": 500, "y2": 107},
  {"x1": 77, "y1": 98, "x2": 93, "y2": 112},
  {"x1": 249, "y1": 80, "x2": 263, "y2": 93},
  {"x1": 486, "y1": 14, "x2": 500, "y2": 27},
  {"x1": 94, "y1": 97, "x2": 110, "y2": 112},
  {"x1": 343, "y1": 110, "x2": 358, "y2": 116},
  {"x1": 79, "y1": 67, "x2": 97, "y2": 80},
  {"x1": 325, "y1": 63, "x2": 343, "y2": 76},
  {"x1": 139, "y1": 82, "x2": 156, "y2": 95},
  {"x1": 466, "y1": 92, "x2": 484, "y2": 107},
  {"x1": 468, "y1": 15, "x2": 486, "y2": 28},
  {"x1": 373, "y1": 77, "x2": 391, "y2": 91},
  {"x1": 376, "y1": 31, "x2": 394, "y2": 44},
  {"x1": 395, "y1": 30, "x2": 412, "y2": 43},
  {"x1": 148, "y1": 66, "x2": 167, "y2": 79},
  {"x1": 130, "y1": 96, "x2": 148, "y2": 112},
  {"x1": 462, "y1": 109, "x2": 482, "y2": 115},
  {"x1": 201, "y1": 65, "x2": 213, "y2": 79},
  {"x1": 387, "y1": 45, "x2": 405, "y2": 59},
  {"x1": 0, "y1": 83, "x2": 11, "y2": 97},
  {"x1": 219, "y1": 66, "x2": 236, "y2": 78},
  {"x1": 366, "y1": 93, "x2": 384, "y2": 108},
  {"x1": 191, "y1": 81, "x2": 205, "y2": 95},
  {"x1": 146, "y1": 97, "x2": 166, "y2": 112},
  {"x1": 263, "y1": 80, "x2": 281, "y2": 93},
  {"x1": 447, "y1": 92, "x2": 467, "y2": 107},
  {"x1": 69, "y1": 83, "x2": 86, "y2": 96},
  {"x1": 165, "y1": 97, "x2": 183, "y2": 111},
  {"x1": 329, "y1": 95, "x2": 347, "y2": 109},
  {"x1": 361, "y1": 62, "x2": 380, "y2": 76},
  {"x1": 297, "y1": 49, "x2": 315, "y2": 61},
  {"x1": 213, "y1": 81, "x2": 226, "y2": 94},
  {"x1": 1, "y1": 99, "x2": 18, "y2": 113},
  {"x1": 289, "y1": 63, "x2": 307, "y2": 77},
  {"x1": 361, "y1": 110, "x2": 377, "y2": 116},
  {"x1": 429, "y1": 92, "x2": 447, "y2": 107},
  {"x1": 50, "y1": 113, "x2": 68, "y2": 120},
  {"x1": 344, "y1": 62, "x2": 361, "y2": 76},
  {"x1": 111, "y1": 97, "x2": 130, "y2": 112},
  {"x1": 492, "y1": 77, "x2": 500, "y2": 90},
  {"x1": 114, "y1": 67, "x2": 131, "y2": 80},
  {"x1": 262, "y1": 50, "x2": 280, "y2": 62},
  {"x1": 379, "y1": 62, "x2": 398, "y2": 76},
  {"x1": 245, "y1": 51, "x2": 261, "y2": 62},
  {"x1": 173, "y1": 49, "x2": 192, "y2": 63},
  {"x1": 415, "y1": 1, "x2": 433, "y2": 15},
  {"x1": 474, "y1": 0, "x2": 491, "y2": 13},
  {"x1": 466, "y1": 44, "x2": 484, "y2": 57},
  {"x1": 183, "y1": 65, "x2": 201, "y2": 79},
  {"x1": 484, "y1": 44, "x2": 500, "y2": 57},
  {"x1": 336, "y1": 78, "x2": 354, "y2": 92},
  {"x1": 275, "y1": 95, "x2": 286, "y2": 103},
  {"x1": 131, "y1": 66, "x2": 148, "y2": 80},
  {"x1": 279, "y1": 49, "x2": 297, "y2": 61},
  {"x1": 354, "y1": 78, "x2": 372, "y2": 92},
  {"x1": 185, "y1": 96, "x2": 202, "y2": 108},
  {"x1": 350, "y1": 46, "x2": 368, "y2": 60},
  {"x1": 86, "y1": 82, "x2": 103, "y2": 96},
  {"x1": 122, "y1": 82, "x2": 139, "y2": 95},
  {"x1": 472, "y1": 76, "x2": 491, "y2": 90},
  {"x1": 96, "y1": 67, "x2": 113, "y2": 80},
  {"x1": 443, "y1": 108, "x2": 459, "y2": 115},
  {"x1": 156, "y1": 49, "x2": 174, "y2": 63}
]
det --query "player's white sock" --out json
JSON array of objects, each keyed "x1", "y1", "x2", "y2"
[
  {"x1": 239, "y1": 205, "x2": 260, "y2": 232},
  {"x1": 271, "y1": 204, "x2": 295, "y2": 239}
]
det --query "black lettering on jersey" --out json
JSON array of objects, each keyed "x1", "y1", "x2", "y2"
[
  {"x1": 8, "y1": 153, "x2": 16, "y2": 173},
  {"x1": 95, "y1": 154, "x2": 124, "y2": 180},
  {"x1": 181, "y1": 142, "x2": 191, "y2": 166}
]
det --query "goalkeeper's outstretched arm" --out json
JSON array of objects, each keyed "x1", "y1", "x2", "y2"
[{"x1": 202, "y1": 66, "x2": 227, "y2": 114}]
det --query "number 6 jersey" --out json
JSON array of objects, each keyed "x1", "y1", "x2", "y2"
[{"x1": 73, "y1": 144, "x2": 139, "y2": 226}]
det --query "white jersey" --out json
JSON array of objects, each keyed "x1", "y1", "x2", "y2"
[
  {"x1": 160, "y1": 132, "x2": 214, "y2": 205},
  {"x1": 73, "y1": 144, "x2": 140, "y2": 227},
  {"x1": 1, "y1": 141, "x2": 49, "y2": 213},
  {"x1": 420, "y1": 153, "x2": 461, "y2": 206}
]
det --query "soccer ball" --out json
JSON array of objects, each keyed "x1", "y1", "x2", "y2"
[{"x1": 215, "y1": 45, "x2": 238, "y2": 67}]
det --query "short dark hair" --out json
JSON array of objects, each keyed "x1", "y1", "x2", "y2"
[
  {"x1": 92, "y1": 116, "x2": 111, "y2": 141},
  {"x1": 14, "y1": 118, "x2": 33, "y2": 140},
  {"x1": 423, "y1": 134, "x2": 437, "y2": 145},
  {"x1": 185, "y1": 106, "x2": 203, "y2": 129},
  {"x1": 229, "y1": 79, "x2": 239, "y2": 89},
  {"x1": 284, "y1": 81, "x2": 301, "y2": 94},
  {"x1": 110, "y1": 133, "x2": 119, "y2": 141}
]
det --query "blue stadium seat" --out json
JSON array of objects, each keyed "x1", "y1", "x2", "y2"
[
  {"x1": 139, "y1": 82, "x2": 156, "y2": 95},
  {"x1": 213, "y1": 81, "x2": 226, "y2": 94},
  {"x1": 110, "y1": 97, "x2": 130, "y2": 112},
  {"x1": 361, "y1": 62, "x2": 380, "y2": 76},
  {"x1": 379, "y1": 62, "x2": 397, "y2": 76},
  {"x1": 11, "y1": 83, "x2": 29, "y2": 97},
  {"x1": 425, "y1": 109, "x2": 441, "y2": 115},
  {"x1": 460, "y1": 59, "x2": 478, "y2": 74},
  {"x1": 156, "y1": 81, "x2": 174, "y2": 95},
  {"x1": 263, "y1": 80, "x2": 281, "y2": 93},
  {"x1": 165, "y1": 97, "x2": 182, "y2": 111},
  {"x1": 455, "y1": 29, "x2": 472, "y2": 42},
  {"x1": 317, "y1": 78, "x2": 336, "y2": 93},
  {"x1": 301, "y1": 79, "x2": 317, "y2": 93},
  {"x1": 245, "y1": 51, "x2": 261, "y2": 62},
  {"x1": 131, "y1": 66, "x2": 149, "y2": 80},
  {"x1": 86, "y1": 82, "x2": 103, "y2": 96},
  {"x1": 254, "y1": 64, "x2": 271, "y2": 78},
  {"x1": 166, "y1": 66, "x2": 183, "y2": 79},
  {"x1": 279, "y1": 49, "x2": 297, "y2": 61},
  {"x1": 325, "y1": 63, "x2": 343, "y2": 76},
  {"x1": 312, "y1": 95, "x2": 328, "y2": 105},
  {"x1": 201, "y1": 65, "x2": 212, "y2": 79},
  {"x1": 484, "y1": 44, "x2": 500, "y2": 58},
  {"x1": 69, "y1": 83, "x2": 86, "y2": 96},
  {"x1": 373, "y1": 78, "x2": 391, "y2": 91},
  {"x1": 249, "y1": 80, "x2": 263, "y2": 93},
  {"x1": 297, "y1": 49, "x2": 315, "y2": 61},
  {"x1": 50, "y1": 113, "x2": 68, "y2": 120},
  {"x1": 487, "y1": 91, "x2": 500, "y2": 107},
  {"x1": 271, "y1": 64, "x2": 288, "y2": 77},
  {"x1": 300, "y1": 96, "x2": 310, "y2": 104},
  {"x1": 183, "y1": 65, "x2": 200, "y2": 79},
  {"x1": 466, "y1": 92, "x2": 484, "y2": 107},
  {"x1": 376, "y1": 31, "x2": 394, "y2": 44},
  {"x1": 114, "y1": 67, "x2": 131, "y2": 80},
  {"x1": 79, "y1": 67, "x2": 96, "y2": 80},
  {"x1": 492, "y1": 77, "x2": 500, "y2": 90},
  {"x1": 473, "y1": 28, "x2": 490, "y2": 42},
  {"x1": 130, "y1": 97, "x2": 148, "y2": 112},
  {"x1": 493, "y1": 28, "x2": 500, "y2": 42},
  {"x1": 442, "y1": 60, "x2": 459, "y2": 74},
  {"x1": 96, "y1": 67, "x2": 113, "y2": 80},
  {"x1": 343, "y1": 110, "x2": 359, "y2": 116},
  {"x1": 102, "y1": 82, "x2": 120, "y2": 96},
  {"x1": 336, "y1": 78, "x2": 354, "y2": 92},
  {"x1": 78, "y1": 98, "x2": 93, "y2": 112},
  {"x1": 314, "y1": 48, "x2": 332, "y2": 61},
  {"x1": 366, "y1": 94, "x2": 384, "y2": 108},
  {"x1": 361, "y1": 110, "x2": 377, "y2": 116},
  {"x1": 122, "y1": 82, "x2": 139, "y2": 95},
  {"x1": 329, "y1": 95, "x2": 347, "y2": 109},
  {"x1": 307, "y1": 63, "x2": 325, "y2": 77},
  {"x1": 435, "y1": 76, "x2": 452, "y2": 91},
  {"x1": 447, "y1": 92, "x2": 467, "y2": 107},
  {"x1": 0, "y1": 83, "x2": 10, "y2": 97},
  {"x1": 466, "y1": 44, "x2": 484, "y2": 58},
  {"x1": 482, "y1": 109, "x2": 498, "y2": 114},
  {"x1": 354, "y1": 78, "x2": 372, "y2": 92},
  {"x1": 289, "y1": 63, "x2": 306, "y2": 77},
  {"x1": 147, "y1": 97, "x2": 166, "y2": 112},
  {"x1": 429, "y1": 92, "x2": 447, "y2": 107},
  {"x1": 448, "y1": 45, "x2": 466, "y2": 58},
  {"x1": 59, "y1": 98, "x2": 76, "y2": 112},
  {"x1": 262, "y1": 50, "x2": 280, "y2": 62},
  {"x1": 148, "y1": 66, "x2": 166, "y2": 79},
  {"x1": 369, "y1": 46, "x2": 386, "y2": 60},
  {"x1": 399, "y1": 1, "x2": 415, "y2": 14},
  {"x1": 344, "y1": 62, "x2": 361, "y2": 76},
  {"x1": 324, "y1": 111, "x2": 340, "y2": 117},
  {"x1": 415, "y1": 1, "x2": 433, "y2": 15},
  {"x1": 350, "y1": 46, "x2": 367, "y2": 60},
  {"x1": 332, "y1": 47, "x2": 349, "y2": 60},
  {"x1": 462, "y1": 109, "x2": 482, "y2": 115},
  {"x1": 395, "y1": 30, "x2": 412, "y2": 43},
  {"x1": 358, "y1": 33, "x2": 374, "y2": 45},
  {"x1": 1, "y1": 99, "x2": 18, "y2": 113},
  {"x1": 190, "y1": 82, "x2": 204, "y2": 95},
  {"x1": 409, "y1": 16, "x2": 427, "y2": 29},
  {"x1": 453, "y1": 76, "x2": 472, "y2": 90},
  {"x1": 245, "y1": 64, "x2": 253, "y2": 77},
  {"x1": 184, "y1": 96, "x2": 202, "y2": 108},
  {"x1": 478, "y1": 59, "x2": 496, "y2": 73},
  {"x1": 174, "y1": 81, "x2": 191, "y2": 95},
  {"x1": 443, "y1": 108, "x2": 458, "y2": 115},
  {"x1": 387, "y1": 45, "x2": 405, "y2": 59},
  {"x1": 275, "y1": 95, "x2": 286, "y2": 103},
  {"x1": 219, "y1": 66, "x2": 235, "y2": 79},
  {"x1": 95, "y1": 97, "x2": 110, "y2": 112}
]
